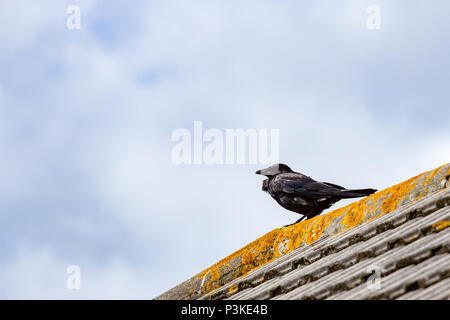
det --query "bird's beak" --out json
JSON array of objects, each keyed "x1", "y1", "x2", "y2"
[{"x1": 255, "y1": 170, "x2": 261, "y2": 175}]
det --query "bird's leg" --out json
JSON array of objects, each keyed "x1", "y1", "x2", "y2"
[{"x1": 283, "y1": 215, "x2": 307, "y2": 228}]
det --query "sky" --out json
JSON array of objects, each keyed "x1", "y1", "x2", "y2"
[{"x1": 0, "y1": 0, "x2": 449, "y2": 299}]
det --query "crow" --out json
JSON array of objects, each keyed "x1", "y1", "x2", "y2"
[{"x1": 256, "y1": 163, "x2": 377, "y2": 226}]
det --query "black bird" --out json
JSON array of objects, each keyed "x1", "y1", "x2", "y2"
[{"x1": 256, "y1": 163, "x2": 377, "y2": 226}]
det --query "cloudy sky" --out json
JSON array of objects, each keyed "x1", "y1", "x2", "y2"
[{"x1": 0, "y1": 0, "x2": 449, "y2": 299}]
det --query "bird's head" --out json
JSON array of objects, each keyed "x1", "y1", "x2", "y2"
[{"x1": 255, "y1": 163, "x2": 293, "y2": 177}]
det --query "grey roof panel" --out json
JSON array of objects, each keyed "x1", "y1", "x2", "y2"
[
  {"x1": 327, "y1": 253, "x2": 449, "y2": 300},
  {"x1": 397, "y1": 278, "x2": 450, "y2": 300},
  {"x1": 274, "y1": 231, "x2": 448, "y2": 300},
  {"x1": 228, "y1": 210, "x2": 449, "y2": 300}
]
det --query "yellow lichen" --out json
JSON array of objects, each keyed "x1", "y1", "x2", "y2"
[
  {"x1": 229, "y1": 285, "x2": 238, "y2": 294},
  {"x1": 432, "y1": 220, "x2": 450, "y2": 232},
  {"x1": 341, "y1": 198, "x2": 369, "y2": 230},
  {"x1": 305, "y1": 208, "x2": 343, "y2": 244},
  {"x1": 421, "y1": 164, "x2": 446, "y2": 187}
]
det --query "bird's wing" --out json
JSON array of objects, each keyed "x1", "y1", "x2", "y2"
[
  {"x1": 281, "y1": 178, "x2": 346, "y2": 199},
  {"x1": 322, "y1": 182, "x2": 346, "y2": 190}
]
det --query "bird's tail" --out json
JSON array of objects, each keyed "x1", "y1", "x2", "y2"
[{"x1": 339, "y1": 188, "x2": 377, "y2": 198}]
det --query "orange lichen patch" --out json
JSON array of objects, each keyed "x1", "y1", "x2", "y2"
[
  {"x1": 422, "y1": 163, "x2": 448, "y2": 187},
  {"x1": 305, "y1": 208, "x2": 344, "y2": 244},
  {"x1": 432, "y1": 220, "x2": 450, "y2": 232},
  {"x1": 195, "y1": 228, "x2": 281, "y2": 293},
  {"x1": 239, "y1": 230, "x2": 279, "y2": 273},
  {"x1": 340, "y1": 197, "x2": 372, "y2": 230},
  {"x1": 195, "y1": 208, "x2": 347, "y2": 293},
  {"x1": 278, "y1": 221, "x2": 308, "y2": 252},
  {"x1": 382, "y1": 182, "x2": 418, "y2": 214},
  {"x1": 337, "y1": 175, "x2": 423, "y2": 232},
  {"x1": 415, "y1": 163, "x2": 450, "y2": 200},
  {"x1": 229, "y1": 285, "x2": 238, "y2": 294}
]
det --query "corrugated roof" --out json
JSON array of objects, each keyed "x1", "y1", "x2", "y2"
[{"x1": 156, "y1": 163, "x2": 450, "y2": 300}]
